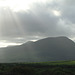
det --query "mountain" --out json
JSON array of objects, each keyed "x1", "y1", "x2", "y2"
[{"x1": 0, "y1": 36, "x2": 75, "y2": 63}]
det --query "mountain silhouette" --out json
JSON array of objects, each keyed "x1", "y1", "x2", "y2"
[{"x1": 0, "y1": 36, "x2": 75, "y2": 62}]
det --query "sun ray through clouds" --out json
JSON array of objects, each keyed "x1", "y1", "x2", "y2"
[
  {"x1": 7, "y1": 8, "x2": 26, "y2": 37},
  {"x1": 0, "y1": 0, "x2": 60, "y2": 62},
  {"x1": 3, "y1": 7, "x2": 41, "y2": 61}
]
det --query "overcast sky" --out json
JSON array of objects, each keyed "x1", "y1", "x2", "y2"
[{"x1": 0, "y1": 0, "x2": 75, "y2": 47}]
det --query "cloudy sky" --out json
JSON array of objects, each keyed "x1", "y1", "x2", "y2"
[{"x1": 0, "y1": 0, "x2": 75, "y2": 47}]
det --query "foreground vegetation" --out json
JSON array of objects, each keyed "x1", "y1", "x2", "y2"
[{"x1": 0, "y1": 61, "x2": 75, "y2": 75}]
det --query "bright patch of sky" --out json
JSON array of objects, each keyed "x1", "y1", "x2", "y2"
[
  {"x1": 0, "y1": 40, "x2": 21, "y2": 47},
  {"x1": 0, "y1": 0, "x2": 51, "y2": 12}
]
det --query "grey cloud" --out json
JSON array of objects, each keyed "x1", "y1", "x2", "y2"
[
  {"x1": 16, "y1": 3, "x2": 60, "y2": 36},
  {"x1": 15, "y1": 2, "x2": 75, "y2": 37},
  {"x1": 62, "y1": 6, "x2": 75, "y2": 24},
  {"x1": 0, "y1": 0, "x2": 75, "y2": 43},
  {"x1": 56, "y1": 0, "x2": 75, "y2": 24},
  {"x1": 64, "y1": 0, "x2": 75, "y2": 5}
]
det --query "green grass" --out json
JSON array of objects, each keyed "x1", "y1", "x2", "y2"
[
  {"x1": 25, "y1": 60, "x2": 75, "y2": 66},
  {"x1": 39, "y1": 60, "x2": 75, "y2": 65}
]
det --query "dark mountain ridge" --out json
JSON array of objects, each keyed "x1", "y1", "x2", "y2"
[{"x1": 0, "y1": 36, "x2": 75, "y2": 63}]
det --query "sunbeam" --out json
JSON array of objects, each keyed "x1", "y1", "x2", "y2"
[
  {"x1": 7, "y1": 8, "x2": 26, "y2": 37},
  {"x1": 0, "y1": 8, "x2": 26, "y2": 47}
]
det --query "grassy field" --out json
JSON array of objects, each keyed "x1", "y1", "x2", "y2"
[
  {"x1": 0, "y1": 60, "x2": 75, "y2": 75},
  {"x1": 39, "y1": 60, "x2": 75, "y2": 65}
]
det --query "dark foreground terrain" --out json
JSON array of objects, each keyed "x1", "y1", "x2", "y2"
[{"x1": 0, "y1": 61, "x2": 75, "y2": 75}]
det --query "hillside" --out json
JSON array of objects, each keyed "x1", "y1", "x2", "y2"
[{"x1": 0, "y1": 36, "x2": 75, "y2": 62}]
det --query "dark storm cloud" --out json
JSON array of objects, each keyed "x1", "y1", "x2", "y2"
[
  {"x1": 16, "y1": 5, "x2": 59, "y2": 36},
  {"x1": 14, "y1": 1, "x2": 75, "y2": 38},
  {"x1": 56, "y1": 0, "x2": 75, "y2": 37},
  {"x1": 0, "y1": 3, "x2": 59, "y2": 38},
  {"x1": 0, "y1": 0, "x2": 75, "y2": 43}
]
